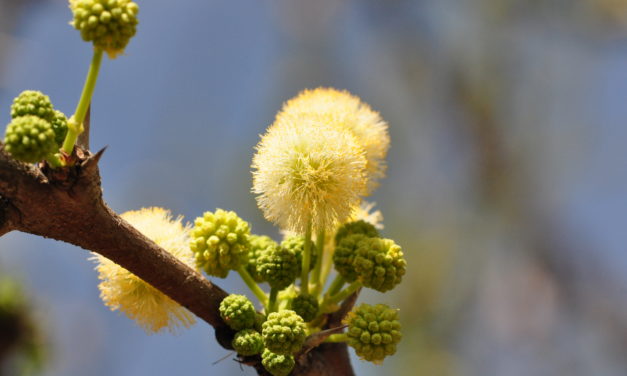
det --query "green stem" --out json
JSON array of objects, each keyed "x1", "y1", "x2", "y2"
[
  {"x1": 236, "y1": 266, "x2": 268, "y2": 308},
  {"x1": 62, "y1": 48, "x2": 103, "y2": 154},
  {"x1": 300, "y1": 221, "x2": 312, "y2": 295},
  {"x1": 310, "y1": 229, "x2": 325, "y2": 296},
  {"x1": 45, "y1": 154, "x2": 63, "y2": 168},
  {"x1": 319, "y1": 236, "x2": 336, "y2": 293},
  {"x1": 324, "y1": 333, "x2": 348, "y2": 343},
  {"x1": 268, "y1": 288, "x2": 279, "y2": 314},
  {"x1": 321, "y1": 281, "x2": 361, "y2": 312},
  {"x1": 326, "y1": 274, "x2": 345, "y2": 297}
]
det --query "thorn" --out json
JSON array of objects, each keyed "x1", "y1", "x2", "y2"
[{"x1": 212, "y1": 352, "x2": 234, "y2": 365}]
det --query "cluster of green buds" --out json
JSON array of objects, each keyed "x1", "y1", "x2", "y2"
[
  {"x1": 190, "y1": 206, "x2": 406, "y2": 374},
  {"x1": 3, "y1": 91, "x2": 67, "y2": 165}
]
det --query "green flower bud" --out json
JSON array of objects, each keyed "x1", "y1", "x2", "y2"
[
  {"x1": 353, "y1": 238, "x2": 406, "y2": 292},
  {"x1": 280, "y1": 235, "x2": 317, "y2": 274},
  {"x1": 10, "y1": 90, "x2": 55, "y2": 122},
  {"x1": 261, "y1": 349, "x2": 295, "y2": 376},
  {"x1": 291, "y1": 294, "x2": 318, "y2": 322},
  {"x1": 69, "y1": 0, "x2": 139, "y2": 58},
  {"x1": 219, "y1": 294, "x2": 256, "y2": 331},
  {"x1": 335, "y1": 220, "x2": 379, "y2": 244},
  {"x1": 333, "y1": 234, "x2": 370, "y2": 283},
  {"x1": 247, "y1": 235, "x2": 278, "y2": 283},
  {"x1": 51, "y1": 110, "x2": 69, "y2": 147},
  {"x1": 4, "y1": 116, "x2": 58, "y2": 163},
  {"x1": 257, "y1": 245, "x2": 299, "y2": 290},
  {"x1": 261, "y1": 310, "x2": 306, "y2": 355},
  {"x1": 232, "y1": 329, "x2": 264, "y2": 356},
  {"x1": 344, "y1": 303, "x2": 401, "y2": 364},
  {"x1": 190, "y1": 209, "x2": 250, "y2": 278}
]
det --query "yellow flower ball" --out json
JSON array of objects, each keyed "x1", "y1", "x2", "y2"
[
  {"x1": 277, "y1": 88, "x2": 390, "y2": 194},
  {"x1": 93, "y1": 207, "x2": 196, "y2": 333},
  {"x1": 252, "y1": 119, "x2": 367, "y2": 234}
]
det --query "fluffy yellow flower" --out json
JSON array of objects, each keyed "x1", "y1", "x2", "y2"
[
  {"x1": 93, "y1": 207, "x2": 196, "y2": 333},
  {"x1": 252, "y1": 118, "x2": 367, "y2": 234},
  {"x1": 277, "y1": 88, "x2": 390, "y2": 194}
]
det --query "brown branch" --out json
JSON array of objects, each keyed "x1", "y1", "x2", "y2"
[{"x1": 0, "y1": 145, "x2": 229, "y2": 330}]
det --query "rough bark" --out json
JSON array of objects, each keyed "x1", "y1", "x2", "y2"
[{"x1": 0, "y1": 145, "x2": 355, "y2": 376}]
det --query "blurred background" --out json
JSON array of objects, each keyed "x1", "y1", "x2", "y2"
[{"x1": 2, "y1": 0, "x2": 627, "y2": 375}]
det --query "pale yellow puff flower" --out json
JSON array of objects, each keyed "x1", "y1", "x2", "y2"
[
  {"x1": 93, "y1": 207, "x2": 196, "y2": 333},
  {"x1": 252, "y1": 118, "x2": 367, "y2": 234},
  {"x1": 277, "y1": 87, "x2": 390, "y2": 194},
  {"x1": 349, "y1": 201, "x2": 384, "y2": 230}
]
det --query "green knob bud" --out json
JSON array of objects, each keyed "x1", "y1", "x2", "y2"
[
  {"x1": 69, "y1": 0, "x2": 139, "y2": 58},
  {"x1": 280, "y1": 235, "x2": 317, "y2": 274},
  {"x1": 232, "y1": 329, "x2": 264, "y2": 356},
  {"x1": 190, "y1": 209, "x2": 251, "y2": 278},
  {"x1": 344, "y1": 303, "x2": 401, "y2": 364},
  {"x1": 353, "y1": 238, "x2": 406, "y2": 292},
  {"x1": 261, "y1": 310, "x2": 306, "y2": 355},
  {"x1": 219, "y1": 294, "x2": 256, "y2": 331},
  {"x1": 51, "y1": 110, "x2": 69, "y2": 147},
  {"x1": 257, "y1": 245, "x2": 299, "y2": 290},
  {"x1": 333, "y1": 234, "x2": 370, "y2": 283},
  {"x1": 291, "y1": 294, "x2": 318, "y2": 322},
  {"x1": 261, "y1": 349, "x2": 295, "y2": 376},
  {"x1": 335, "y1": 220, "x2": 379, "y2": 244},
  {"x1": 247, "y1": 235, "x2": 278, "y2": 283},
  {"x1": 10, "y1": 90, "x2": 55, "y2": 122},
  {"x1": 4, "y1": 116, "x2": 58, "y2": 163}
]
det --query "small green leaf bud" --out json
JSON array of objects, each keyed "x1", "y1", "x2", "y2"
[
  {"x1": 69, "y1": 0, "x2": 139, "y2": 58},
  {"x1": 280, "y1": 235, "x2": 317, "y2": 274},
  {"x1": 257, "y1": 245, "x2": 299, "y2": 290},
  {"x1": 190, "y1": 209, "x2": 251, "y2": 278},
  {"x1": 232, "y1": 329, "x2": 264, "y2": 356},
  {"x1": 344, "y1": 303, "x2": 401, "y2": 364},
  {"x1": 247, "y1": 235, "x2": 278, "y2": 283},
  {"x1": 4, "y1": 116, "x2": 58, "y2": 163},
  {"x1": 261, "y1": 349, "x2": 295, "y2": 376},
  {"x1": 50, "y1": 110, "x2": 69, "y2": 147},
  {"x1": 261, "y1": 310, "x2": 306, "y2": 355},
  {"x1": 219, "y1": 294, "x2": 256, "y2": 331},
  {"x1": 291, "y1": 294, "x2": 318, "y2": 322},
  {"x1": 335, "y1": 220, "x2": 379, "y2": 244},
  {"x1": 10, "y1": 90, "x2": 55, "y2": 122}
]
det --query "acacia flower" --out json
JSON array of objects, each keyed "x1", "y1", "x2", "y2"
[
  {"x1": 93, "y1": 207, "x2": 196, "y2": 333},
  {"x1": 277, "y1": 87, "x2": 390, "y2": 193},
  {"x1": 252, "y1": 120, "x2": 367, "y2": 234}
]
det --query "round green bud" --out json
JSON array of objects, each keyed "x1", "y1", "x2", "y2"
[
  {"x1": 257, "y1": 245, "x2": 299, "y2": 290},
  {"x1": 10, "y1": 90, "x2": 55, "y2": 122},
  {"x1": 261, "y1": 310, "x2": 306, "y2": 355},
  {"x1": 247, "y1": 235, "x2": 278, "y2": 283},
  {"x1": 219, "y1": 294, "x2": 256, "y2": 331},
  {"x1": 190, "y1": 209, "x2": 251, "y2": 278},
  {"x1": 344, "y1": 303, "x2": 401, "y2": 364},
  {"x1": 4, "y1": 116, "x2": 58, "y2": 163},
  {"x1": 333, "y1": 234, "x2": 370, "y2": 283},
  {"x1": 261, "y1": 349, "x2": 295, "y2": 376},
  {"x1": 335, "y1": 220, "x2": 379, "y2": 244},
  {"x1": 69, "y1": 0, "x2": 140, "y2": 58},
  {"x1": 280, "y1": 235, "x2": 317, "y2": 274},
  {"x1": 291, "y1": 294, "x2": 318, "y2": 322},
  {"x1": 353, "y1": 238, "x2": 406, "y2": 292},
  {"x1": 232, "y1": 329, "x2": 264, "y2": 356},
  {"x1": 51, "y1": 110, "x2": 68, "y2": 147}
]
